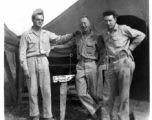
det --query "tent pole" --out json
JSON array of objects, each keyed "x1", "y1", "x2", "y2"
[{"x1": 15, "y1": 53, "x2": 19, "y2": 93}]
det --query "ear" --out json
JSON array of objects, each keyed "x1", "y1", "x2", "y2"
[
  {"x1": 88, "y1": 20, "x2": 91, "y2": 26},
  {"x1": 32, "y1": 19, "x2": 34, "y2": 23},
  {"x1": 115, "y1": 17, "x2": 117, "y2": 22}
]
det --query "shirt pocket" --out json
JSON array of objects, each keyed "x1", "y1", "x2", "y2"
[
  {"x1": 42, "y1": 39, "x2": 50, "y2": 51},
  {"x1": 76, "y1": 41, "x2": 82, "y2": 54},
  {"x1": 28, "y1": 38, "x2": 38, "y2": 52},
  {"x1": 86, "y1": 42, "x2": 95, "y2": 55},
  {"x1": 112, "y1": 36, "x2": 124, "y2": 46}
]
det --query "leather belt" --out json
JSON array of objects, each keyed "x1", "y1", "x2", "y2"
[
  {"x1": 27, "y1": 54, "x2": 46, "y2": 58},
  {"x1": 79, "y1": 59, "x2": 94, "y2": 63},
  {"x1": 109, "y1": 57, "x2": 118, "y2": 63},
  {"x1": 35, "y1": 54, "x2": 46, "y2": 57},
  {"x1": 109, "y1": 53, "x2": 128, "y2": 63}
]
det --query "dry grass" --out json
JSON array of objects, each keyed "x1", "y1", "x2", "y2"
[
  {"x1": 5, "y1": 85, "x2": 150, "y2": 120},
  {"x1": 4, "y1": 83, "x2": 88, "y2": 120}
]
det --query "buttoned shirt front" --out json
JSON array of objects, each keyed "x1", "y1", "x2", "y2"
[
  {"x1": 68, "y1": 31, "x2": 105, "y2": 60},
  {"x1": 19, "y1": 28, "x2": 73, "y2": 71},
  {"x1": 102, "y1": 24, "x2": 145, "y2": 58}
]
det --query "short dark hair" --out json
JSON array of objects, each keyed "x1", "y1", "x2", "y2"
[{"x1": 103, "y1": 10, "x2": 118, "y2": 18}]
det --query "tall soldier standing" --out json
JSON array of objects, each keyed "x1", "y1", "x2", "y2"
[
  {"x1": 99, "y1": 10, "x2": 146, "y2": 120},
  {"x1": 19, "y1": 8, "x2": 80, "y2": 120}
]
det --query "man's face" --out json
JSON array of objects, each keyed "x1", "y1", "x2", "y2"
[
  {"x1": 79, "y1": 17, "x2": 91, "y2": 32},
  {"x1": 104, "y1": 15, "x2": 116, "y2": 29},
  {"x1": 32, "y1": 14, "x2": 44, "y2": 28}
]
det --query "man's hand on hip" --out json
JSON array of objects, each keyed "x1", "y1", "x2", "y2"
[{"x1": 127, "y1": 48, "x2": 132, "y2": 57}]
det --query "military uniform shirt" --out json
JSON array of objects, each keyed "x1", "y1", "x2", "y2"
[
  {"x1": 68, "y1": 31, "x2": 105, "y2": 60},
  {"x1": 19, "y1": 28, "x2": 73, "y2": 71},
  {"x1": 102, "y1": 24, "x2": 145, "y2": 58}
]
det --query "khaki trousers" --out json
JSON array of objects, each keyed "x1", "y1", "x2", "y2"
[
  {"x1": 101, "y1": 56, "x2": 135, "y2": 120},
  {"x1": 75, "y1": 61, "x2": 100, "y2": 115},
  {"x1": 26, "y1": 56, "x2": 52, "y2": 118}
]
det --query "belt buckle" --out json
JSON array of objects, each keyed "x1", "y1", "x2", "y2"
[
  {"x1": 82, "y1": 59, "x2": 85, "y2": 62},
  {"x1": 86, "y1": 59, "x2": 93, "y2": 62},
  {"x1": 37, "y1": 54, "x2": 44, "y2": 57},
  {"x1": 79, "y1": 59, "x2": 92, "y2": 63},
  {"x1": 79, "y1": 59, "x2": 83, "y2": 63},
  {"x1": 86, "y1": 59, "x2": 90, "y2": 62},
  {"x1": 37, "y1": 54, "x2": 41, "y2": 57},
  {"x1": 84, "y1": 59, "x2": 88, "y2": 62},
  {"x1": 109, "y1": 57, "x2": 117, "y2": 63}
]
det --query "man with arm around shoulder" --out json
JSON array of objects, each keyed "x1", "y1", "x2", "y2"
[{"x1": 19, "y1": 8, "x2": 79, "y2": 120}]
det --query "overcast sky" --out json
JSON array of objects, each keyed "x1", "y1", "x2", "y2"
[{"x1": 3, "y1": 0, "x2": 77, "y2": 35}]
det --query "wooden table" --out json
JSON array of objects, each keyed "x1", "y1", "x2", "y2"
[{"x1": 53, "y1": 75, "x2": 75, "y2": 120}]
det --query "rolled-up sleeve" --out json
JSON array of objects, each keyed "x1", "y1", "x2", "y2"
[
  {"x1": 49, "y1": 32, "x2": 73, "y2": 44},
  {"x1": 19, "y1": 33, "x2": 28, "y2": 71},
  {"x1": 123, "y1": 25, "x2": 146, "y2": 51}
]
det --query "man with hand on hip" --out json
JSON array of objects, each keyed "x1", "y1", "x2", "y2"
[{"x1": 99, "y1": 10, "x2": 145, "y2": 120}]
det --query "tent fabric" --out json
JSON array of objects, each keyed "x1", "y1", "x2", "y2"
[
  {"x1": 43, "y1": 0, "x2": 149, "y2": 100},
  {"x1": 4, "y1": 0, "x2": 149, "y2": 57},
  {"x1": 4, "y1": 24, "x2": 20, "y2": 53},
  {"x1": 42, "y1": 0, "x2": 149, "y2": 84},
  {"x1": 43, "y1": 0, "x2": 148, "y2": 35},
  {"x1": 43, "y1": 0, "x2": 148, "y2": 58}
]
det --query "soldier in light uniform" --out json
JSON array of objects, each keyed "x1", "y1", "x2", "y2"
[
  {"x1": 52, "y1": 15, "x2": 105, "y2": 120},
  {"x1": 19, "y1": 8, "x2": 79, "y2": 120},
  {"x1": 98, "y1": 10, "x2": 146, "y2": 120}
]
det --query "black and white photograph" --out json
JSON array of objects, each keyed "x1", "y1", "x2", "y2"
[{"x1": 3, "y1": 0, "x2": 150, "y2": 120}]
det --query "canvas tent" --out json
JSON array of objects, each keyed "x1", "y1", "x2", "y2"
[
  {"x1": 4, "y1": 0, "x2": 149, "y2": 58},
  {"x1": 4, "y1": 0, "x2": 149, "y2": 102},
  {"x1": 43, "y1": 0, "x2": 149, "y2": 59},
  {"x1": 4, "y1": 24, "x2": 20, "y2": 53},
  {"x1": 43, "y1": 0, "x2": 149, "y2": 101},
  {"x1": 4, "y1": 24, "x2": 21, "y2": 102},
  {"x1": 4, "y1": 0, "x2": 149, "y2": 56},
  {"x1": 43, "y1": 0, "x2": 148, "y2": 34}
]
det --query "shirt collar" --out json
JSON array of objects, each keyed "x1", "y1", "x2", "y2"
[
  {"x1": 29, "y1": 27, "x2": 46, "y2": 34},
  {"x1": 114, "y1": 23, "x2": 118, "y2": 31},
  {"x1": 106, "y1": 23, "x2": 118, "y2": 34},
  {"x1": 81, "y1": 30, "x2": 94, "y2": 37},
  {"x1": 90, "y1": 30, "x2": 95, "y2": 37},
  {"x1": 29, "y1": 28, "x2": 33, "y2": 34}
]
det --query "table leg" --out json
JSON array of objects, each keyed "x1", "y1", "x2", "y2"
[{"x1": 60, "y1": 82, "x2": 68, "y2": 120}]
